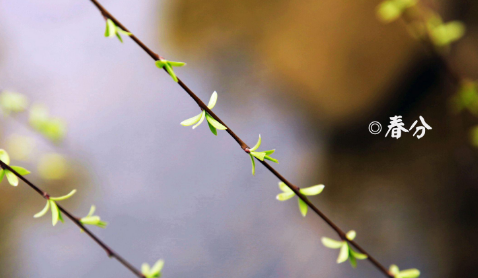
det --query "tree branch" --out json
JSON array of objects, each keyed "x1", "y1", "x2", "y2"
[
  {"x1": 88, "y1": 0, "x2": 394, "y2": 277},
  {"x1": 0, "y1": 160, "x2": 145, "y2": 278}
]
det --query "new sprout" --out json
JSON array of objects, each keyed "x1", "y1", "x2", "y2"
[
  {"x1": 34, "y1": 189, "x2": 77, "y2": 226},
  {"x1": 321, "y1": 230, "x2": 368, "y2": 268},
  {"x1": 181, "y1": 91, "x2": 227, "y2": 135},
  {"x1": 276, "y1": 182, "x2": 324, "y2": 217},
  {"x1": 247, "y1": 135, "x2": 278, "y2": 175},
  {"x1": 0, "y1": 149, "x2": 30, "y2": 186}
]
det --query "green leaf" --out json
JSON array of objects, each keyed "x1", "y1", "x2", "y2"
[
  {"x1": 181, "y1": 112, "x2": 203, "y2": 126},
  {"x1": 207, "y1": 91, "x2": 218, "y2": 109},
  {"x1": 50, "y1": 200, "x2": 60, "y2": 226},
  {"x1": 264, "y1": 155, "x2": 278, "y2": 163},
  {"x1": 116, "y1": 32, "x2": 123, "y2": 43},
  {"x1": 5, "y1": 170, "x2": 19, "y2": 186},
  {"x1": 321, "y1": 237, "x2": 344, "y2": 249},
  {"x1": 251, "y1": 151, "x2": 266, "y2": 161},
  {"x1": 398, "y1": 269, "x2": 420, "y2": 278},
  {"x1": 0, "y1": 170, "x2": 4, "y2": 184},
  {"x1": 10, "y1": 166, "x2": 30, "y2": 176},
  {"x1": 276, "y1": 192, "x2": 295, "y2": 201},
  {"x1": 116, "y1": 27, "x2": 132, "y2": 36},
  {"x1": 207, "y1": 120, "x2": 217, "y2": 136},
  {"x1": 164, "y1": 62, "x2": 178, "y2": 82},
  {"x1": 250, "y1": 135, "x2": 262, "y2": 152},
  {"x1": 349, "y1": 250, "x2": 357, "y2": 268},
  {"x1": 250, "y1": 154, "x2": 256, "y2": 176},
  {"x1": 346, "y1": 230, "x2": 356, "y2": 241},
  {"x1": 141, "y1": 263, "x2": 151, "y2": 275},
  {"x1": 34, "y1": 201, "x2": 50, "y2": 218},
  {"x1": 87, "y1": 205, "x2": 96, "y2": 217},
  {"x1": 50, "y1": 189, "x2": 77, "y2": 201},
  {"x1": 150, "y1": 259, "x2": 165, "y2": 276},
  {"x1": 264, "y1": 149, "x2": 275, "y2": 155},
  {"x1": 192, "y1": 111, "x2": 206, "y2": 129},
  {"x1": 337, "y1": 243, "x2": 349, "y2": 263},
  {"x1": 350, "y1": 248, "x2": 368, "y2": 260},
  {"x1": 298, "y1": 198, "x2": 308, "y2": 217},
  {"x1": 278, "y1": 182, "x2": 292, "y2": 193},
  {"x1": 300, "y1": 185, "x2": 324, "y2": 196},
  {"x1": 105, "y1": 19, "x2": 116, "y2": 38},
  {"x1": 168, "y1": 61, "x2": 186, "y2": 67},
  {"x1": 389, "y1": 265, "x2": 400, "y2": 275},
  {"x1": 0, "y1": 149, "x2": 10, "y2": 165},
  {"x1": 206, "y1": 114, "x2": 227, "y2": 130}
]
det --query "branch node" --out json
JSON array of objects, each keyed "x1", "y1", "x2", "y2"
[
  {"x1": 43, "y1": 192, "x2": 50, "y2": 200},
  {"x1": 244, "y1": 148, "x2": 251, "y2": 153}
]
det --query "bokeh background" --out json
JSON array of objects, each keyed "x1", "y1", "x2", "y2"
[{"x1": 0, "y1": 0, "x2": 477, "y2": 277}]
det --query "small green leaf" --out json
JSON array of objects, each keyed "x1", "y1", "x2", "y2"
[
  {"x1": 398, "y1": 269, "x2": 421, "y2": 278},
  {"x1": 181, "y1": 112, "x2": 203, "y2": 126},
  {"x1": 150, "y1": 259, "x2": 165, "y2": 276},
  {"x1": 141, "y1": 263, "x2": 151, "y2": 276},
  {"x1": 300, "y1": 185, "x2": 325, "y2": 196},
  {"x1": 250, "y1": 154, "x2": 256, "y2": 175},
  {"x1": 0, "y1": 170, "x2": 4, "y2": 184},
  {"x1": 251, "y1": 151, "x2": 266, "y2": 161},
  {"x1": 250, "y1": 135, "x2": 262, "y2": 152},
  {"x1": 116, "y1": 32, "x2": 123, "y2": 43},
  {"x1": 50, "y1": 200, "x2": 60, "y2": 226},
  {"x1": 105, "y1": 19, "x2": 116, "y2": 38},
  {"x1": 192, "y1": 111, "x2": 206, "y2": 129},
  {"x1": 264, "y1": 155, "x2": 278, "y2": 163},
  {"x1": 5, "y1": 170, "x2": 19, "y2": 186},
  {"x1": 34, "y1": 201, "x2": 51, "y2": 218},
  {"x1": 207, "y1": 120, "x2": 217, "y2": 135},
  {"x1": 346, "y1": 230, "x2": 356, "y2": 241},
  {"x1": 206, "y1": 114, "x2": 227, "y2": 130},
  {"x1": 264, "y1": 149, "x2": 275, "y2": 155},
  {"x1": 278, "y1": 182, "x2": 292, "y2": 193},
  {"x1": 168, "y1": 61, "x2": 186, "y2": 67},
  {"x1": 298, "y1": 198, "x2": 308, "y2": 217},
  {"x1": 276, "y1": 192, "x2": 295, "y2": 201},
  {"x1": 349, "y1": 250, "x2": 357, "y2": 268},
  {"x1": 207, "y1": 91, "x2": 218, "y2": 109},
  {"x1": 0, "y1": 149, "x2": 11, "y2": 165},
  {"x1": 321, "y1": 237, "x2": 344, "y2": 249},
  {"x1": 87, "y1": 205, "x2": 96, "y2": 217},
  {"x1": 337, "y1": 243, "x2": 349, "y2": 263},
  {"x1": 389, "y1": 265, "x2": 400, "y2": 275},
  {"x1": 164, "y1": 63, "x2": 178, "y2": 82},
  {"x1": 10, "y1": 166, "x2": 30, "y2": 176},
  {"x1": 50, "y1": 189, "x2": 77, "y2": 201},
  {"x1": 116, "y1": 27, "x2": 132, "y2": 36},
  {"x1": 350, "y1": 248, "x2": 368, "y2": 260}
]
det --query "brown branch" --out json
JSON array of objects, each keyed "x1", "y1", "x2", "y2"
[
  {"x1": 87, "y1": 1, "x2": 396, "y2": 277},
  {"x1": 0, "y1": 160, "x2": 145, "y2": 278}
]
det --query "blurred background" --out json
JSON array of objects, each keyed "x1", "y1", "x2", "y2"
[{"x1": 0, "y1": 0, "x2": 477, "y2": 277}]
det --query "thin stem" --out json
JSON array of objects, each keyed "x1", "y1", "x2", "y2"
[
  {"x1": 0, "y1": 160, "x2": 145, "y2": 278},
  {"x1": 88, "y1": 0, "x2": 393, "y2": 276}
]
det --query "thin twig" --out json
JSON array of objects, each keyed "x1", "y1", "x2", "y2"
[
  {"x1": 88, "y1": 0, "x2": 394, "y2": 276},
  {"x1": 0, "y1": 160, "x2": 145, "y2": 278}
]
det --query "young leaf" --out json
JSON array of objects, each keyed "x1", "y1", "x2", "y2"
[
  {"x1": 50, "y1": 200, "x2": 60, "y2": 226},
  {"x1": 5, "y1": 170, "x2": 19, "y2": 186},
  {"x1": 207, "y1": 91, "x2": 218, "y2": 109},
  {"x1": 142, "y1": 263, "x2": 151, "y2": 276},
  {"x1": 346, "y1": 230, "x2": 356, "y2": 241},
  {"x1": 350, "y1": 248, "x2": 368, "y2": 260},
  {"x1": 337, "y1": 243, "x2": 349, "y2": 263},
  {"x1": 276, "y1": 191, "x2": 295, "y2": 201},
  {"x1": 250, "y1": 135, "x2": 262, "y2": 152},
  {"x1": 34, "y1": 201, "x2": 51, "y2": 218},
  {"x1": 181, "y1": 112, "x2": 203, "y2": 126},
  {"x1": 250, "y1": 154, "x2": 256, "y2": 175},
  {"x1": 150, "y1": 259, "x2": 165, "y2": 276},
  {"x1": 105, "y1": 19, "x2": 116, "y2": 38},
  {"x1": 349, "y1": 251, "x2": 357, "y2": 268},
  {"x1": 297, "y1": 198, "x2": 308, "y2": 217},
  {"x1": 10, "y1": 166, "x2": 30, "y2": 176},
  {"x1": 192, "y1": 111, "x2": 206, "y2": 129},
  {"x1": 300, "y1": 185, "x2": 325, "y2": 196},
  {"x1": 50, "y1": 189, "x2": 77, "y2": 201},
  {"x1": 0, "y1": 149, "x2": 10, "y2": 165},
  {"x1": 264, "y1": 155, "x2": 279, "y2": 163},
  {"x1": 206, "y1": 114, "x2": 227, "y2": 130},
  {"x1": 321, "y1": 237, "x2": 344, "y2": 249},
  {"x1": 250, "y1": 151, "x2": 266, "y2": 161},
  {"x1": 207, "y1": 120, "x2": 217, "y2": 136},
  {"x1": 278, "y1": 182, "x2": 292, "y2": 193}
]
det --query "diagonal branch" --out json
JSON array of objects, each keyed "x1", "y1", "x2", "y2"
[
  {"x1": 0, "y1": 160, "x2": 145, "y2": 278},
  {"x1": 88, "y1": 0, "x2": 394, "y2": 276}
]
